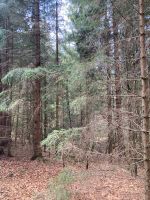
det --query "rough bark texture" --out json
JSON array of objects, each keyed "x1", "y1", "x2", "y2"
[
  {"x1": 107, "y1": 65, "x2": 113, "y2": 154},
  {"x1": 112, "y1": 4, "x2": 124, "y2": 151},
  {"x1": 43, "y1": 77, "x2": 48, "y2": 152},
  {"x1": 32, "y1": 0, "x2": 42, "y2": 159},
  {"x1": 139, "y1": 0, "x2": 150, "y2": 199},
  {"x1": 105, "y1": 10, "x2": 114, "y2": 154}
]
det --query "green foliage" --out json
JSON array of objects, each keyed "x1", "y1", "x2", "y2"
[
  {"x1": 48, "y1": 168, "x2": 75, "y2": 200},
  {"x1": 69, "y1": 0, "x2": 104, "y2": 60},
  {"x1": 53, "y1": 185, "x2": 70, "y2": 200},
  {"x1": 0, "y1": 91, "x2": 11, "y2": 111},
  {"x1": 53, "y1": 168, "x2": 75, "y2": 186},
  {"x1": 0, "y1": 2, "x2": 9, "y2": 17},
  {"x1": 2, "y1": 67, "x2": 50, "y2": 85},
  {"x1": 0, "y1": 28, "x2": 6, "y2": 47},
  {"x1": 70, "y1": 95, "x2": 86, "y2": 114},
  {"x1": 41, "y1": 128, "x2": 82, "y2": 153},
  {"x1": 0, "y1": 90, "x2": 23, "y2": 114}
]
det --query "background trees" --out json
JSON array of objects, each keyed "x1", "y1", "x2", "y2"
[{"x1": 0, "y1": 0, "x2": 150, "y2": 198}]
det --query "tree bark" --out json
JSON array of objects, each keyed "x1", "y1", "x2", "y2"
[
  {"x1": 32, "y1": 0, "x2": 42, "y2": 159},
  {"x1": 65, "y1": 79, "x2": 72, "y2": 128},
  {"x1": 112, "y1": 4, "x2": 124, "y2": 151},
  {"x1": 55, "y1": 0, "x2": 60, "y2": 130},
  {"x1": 0, "y1": 17, "x2": 12, "y2": 140},
  {"x1": 139, "y1": 0, "x2": 150, "y2": 199},
  {"x1": 104, "y1": 6, "x2": 114, "y2": 154}
]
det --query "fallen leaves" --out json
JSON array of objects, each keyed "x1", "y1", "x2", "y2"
[
  {"x1": 0, "y1": 158, "x2": 61, "y2": 200},
  {"x1": 69, "y1": 163, "x2": 145, "y2": 200},
  {"x1": 0, "y1": 158, "x2": 145, "y2": 200}
]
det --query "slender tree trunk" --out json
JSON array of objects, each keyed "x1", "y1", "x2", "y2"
[
  {"x1": 124, "y1": 25, "x2": 138, "y2": 176},
  {"x1": 14, "y1": 84, "x2": 22, "y2": 146},
  {"x1": 0, "y1": 51, "x2": 2, "y2": 93},
  {"x1": 126, "y1": 69, "x2": 138, "y2": 176},
  {"x1": 56, "y1": 0, "x2": 59, "y2": 65},
  {"x1": 85, "y1": 75, "x2": 90, "y2": 126},
  {"x1": 56, "y1": 82, "x2": 59, "y2": 129},
  {"x1": 112, "y1": 4, "x2": 124, "y2": 151},
  {"x1": 66, "y1": 79, "x2": 72, "y2": 128},
  {"x1": 43, "y1": 77, "x2": 48, "y2": 152},
  {"x1": 43, "y1": 0, "x2": 48, "y2": 150},
  {"x1": 80, "y1": 85, "x2": 83, "y2": 127},
  {"x1": 2, "y1": 17, "x2": 12, "y2": 140},
  {"x1": 104, "y1": 8, "x2": 114, "y2": 154},
  {"x1": 55, "y1": 0, "x2": 60, "y2": 130},
  {"x1": 107, "y1": 66, "x2": 114, "y2": 153},
  {"x1": 32, "y1": 0, "x2": 42, "y2": 159},
  {"x1": 139, "y1": 0, "x2": 150, "y2": 199}
]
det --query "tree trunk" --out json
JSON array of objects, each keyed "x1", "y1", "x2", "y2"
[
  {"x1": 139, "y1": 0, "x2": 150, "y2": 199},
  {"x1": 55, "y1": 0, "x2": 60, "y2": 130},
  {"x1": 85, "y1": 75, "x2": 90, "y2": 126},
  {"x1": 104, "y1": 7, "x2": 114, "y2": 154},
  {"x1": 107, "y1": 66, "x2": 114, "y2": 154},
  {"x1": 43, "y1": 77, "x2": 48, "y2": 151},
  {"x1": 32, "y1": 0, "x2": 42, "y2": 159},
  {"x1": 0, "y1": 17, "x2": 12, "y2": 140},
  {"x1": 112, "y1": 4, "x2": 124, "y2": 151},
  {"x1": 66, "y1": 79, "x2": 72, "y2": 128}
]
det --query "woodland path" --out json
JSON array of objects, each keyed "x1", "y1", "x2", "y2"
[{"x1": 0, "y1": 158, "x2": 145, "y2": 200}]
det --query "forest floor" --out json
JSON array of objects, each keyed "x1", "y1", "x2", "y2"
[
  {"x1": 0, "y1": 156, "x2": 145, "y2": 200},
  {"x1": 0, "y1": 157, "x2": 62, "y2": 200},
  {"x1": 69, "y1": 163, "x2": 144, "y2": 200}
]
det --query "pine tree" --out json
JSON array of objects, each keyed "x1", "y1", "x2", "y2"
[
  {"x1": 139, "y1": 0, "x2": 150, "y2": 198},
  {"x1": 31, "y1": 0, "x2": 42, "y2": 159}
]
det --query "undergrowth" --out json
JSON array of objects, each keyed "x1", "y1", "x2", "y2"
[{"x1": 48, "y1": 168, "x2": 76, "y2": 200}]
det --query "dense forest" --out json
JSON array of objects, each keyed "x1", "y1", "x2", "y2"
[{"x1": 0, "y1": 0, "x2": 150, "y2": 199}]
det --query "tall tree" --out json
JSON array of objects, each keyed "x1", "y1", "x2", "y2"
[
  {"x1": 32, "y1": 0, "x2": 42, "y2": 159},
  {"x1": 139, "y1": 0, "x2": 150, "y2": 198},
  {"x1": 55, "y1": 0, "x2": 60, "y2": 130},
  {"x1": 112, "y1": 2, "x2": 124, "y2": 151},
  {"x1": 105, "y1": 3, "x2": 114, "y2": 154}
]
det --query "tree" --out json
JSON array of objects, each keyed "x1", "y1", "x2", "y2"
[
  {"x1": 112, "y1": 1, "x2": 125, "y2": 152},
  {"x1": 139, "y1": 0, "x2": 150, "y2": 198},
  {"x1": 55, "y1": 0, "x2": 60, "y2": 130},
  {"x1": 32, "y1": 0, "x2": 42, "y2": 159}
]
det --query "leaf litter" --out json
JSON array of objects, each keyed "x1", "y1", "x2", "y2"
[
  {"x1": 0, "y1": 158, "x2": 145, "y2": 200},
  {"x1": 0, "y1": 158, "x2": 61, "y2": 200}
]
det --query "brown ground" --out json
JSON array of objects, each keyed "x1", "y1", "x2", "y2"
[
  {"x1": 70, "y1": 163, "x2": 144, "y2": 200},
  {"x1": 0, "y1": 158, "x2": 61, "y2": 200},
  {"x1": 0, "y1": 151, "x2": 145, "y2": 200}
]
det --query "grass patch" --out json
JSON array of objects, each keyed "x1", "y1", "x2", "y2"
[{"x1": 48, "y1": 168, "x2": 76, "y2": 200}]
